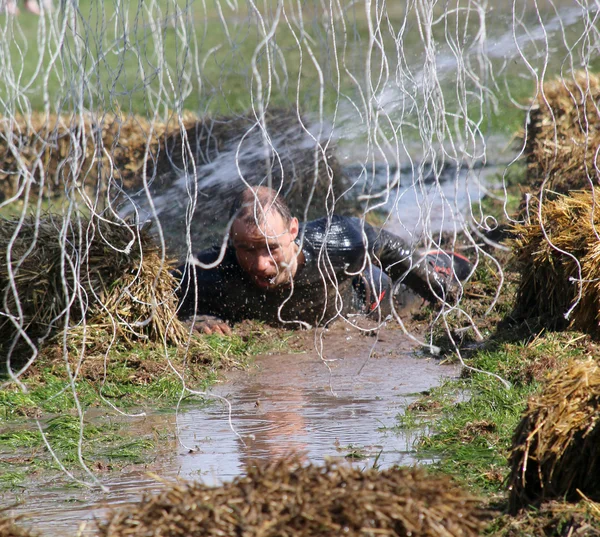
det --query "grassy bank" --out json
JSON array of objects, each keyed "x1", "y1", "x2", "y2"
[
  {"x1": 402, "y1": 302, "x2": 600, "y2": 535},
  {"x1": 400, "y1": 328, "x2": 600, "y2": 536},
  {"x1": 0, "y1": 321, "x2": 291, "y2": 490},
  {"x1": 401, "y1": 332, "x2": 591, "y2": 491},
  {"x1": 397, "y1": 167, "x2": 600, "y2": 534}
]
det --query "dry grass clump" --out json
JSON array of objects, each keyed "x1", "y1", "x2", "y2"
[
  {"x1": 493, "y1": 499, "x2": 600, "y2": 537},
  {"x1": 510, "y1": 189, "x2": 600, "y2": 332},
  {"x1": 0, "y1": 515, "x2": 35, "y2": 537},
  {"x1": 99, "y1": 457, "x2": 487, "y2": 537},
  {"x1": 0, "y1": 112, "x2": 198, "y2": 201},
  {"x1": 0, "y1": 215, "x2": 188, "y2": 361},
  {"x1": 507, "y1": 357, "x2": 600, "y2": 513},
  {"x1": 523, "y1": 71, "x2": 600, "y2": 197}
]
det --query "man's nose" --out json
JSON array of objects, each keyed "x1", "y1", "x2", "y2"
[{"x1": 255, "y1": 253, "x2": 275, "y2": 273}]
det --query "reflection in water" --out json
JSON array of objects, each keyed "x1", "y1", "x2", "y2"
[
  {"x1": 176, "y1": 329, "x2": 459, "y2": 483},
  {"x1": 8, "y1": 328, "x2": 459, "y2": 537}
]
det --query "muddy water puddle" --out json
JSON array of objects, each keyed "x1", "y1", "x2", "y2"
[{"x1": 7, "y1": 327, "x2": 459, "y2": 536}]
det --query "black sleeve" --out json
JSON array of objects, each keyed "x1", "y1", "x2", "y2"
[
  {"x1": 315, "y1": 216, "x2": 448, "y2": 302},
  {"x1": 364, "y1": 225, "x2": 447, "y2": 302},
  {"x1": 175, "y1": 246, "x2": 226, "y2": 319}
]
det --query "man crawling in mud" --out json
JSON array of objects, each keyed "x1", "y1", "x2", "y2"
[{"x1": 176, "y1": 186, "x2": 471, "y2": 335}]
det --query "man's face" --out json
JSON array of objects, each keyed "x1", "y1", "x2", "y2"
[{"x1": 232, "y1": 210, "x2": 299, "y2": 290}]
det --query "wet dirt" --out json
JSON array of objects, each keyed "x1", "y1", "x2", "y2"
[{"x1": 5, "y1": 324, "x2": 459, "y2": 537}]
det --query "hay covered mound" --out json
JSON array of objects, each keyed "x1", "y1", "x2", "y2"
[
  {"x1": 524, "y1": 71, "x2": 600, "y2": 197},
  {"x1": 0, "y1": 109, "x2": 353, "y2": 258},
  {"x1": 508, "y1": 357, "x2": 600, "y2": 513},
  {"x1": 99, "y1": 458, "x2": 487, "y2": 537},
  {"x1": 510, "y1": 189, "x2": 600, "y2": 332},
  {"x1": 0, "y1": 215, "x2": 187, "y2": 360},
  {"x1": 0, "y1": 111, "x2": 198, "y2": 201}
]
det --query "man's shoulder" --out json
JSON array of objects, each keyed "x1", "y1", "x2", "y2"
[
  {"x1": 194, "y1": 244, "x2": 235, "y2": 265},
  {"x1": 295, "y1": 216, "x2": 368, "y2": 276},
  {"x1": 178, "y1": 244, "x2": 239, "y2": 276},
  {"x1": 303, "y1": 214, "x2": 363, "y2": 236}
]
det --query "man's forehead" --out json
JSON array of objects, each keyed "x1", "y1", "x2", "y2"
[
  {"x1": 233, "y1": 229, "x2": 286, "y2": 243},
  {"x1": 232, "y1": 212, "x2": 288, "y2": 242}
]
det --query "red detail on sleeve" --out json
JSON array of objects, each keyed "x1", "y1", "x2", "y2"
[{"x1": 370, "y1": 290, "x2": 387, "y2": 312}]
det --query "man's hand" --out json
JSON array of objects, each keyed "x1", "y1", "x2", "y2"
[{"x1": 184, "y1": 315, "x2": 232, "y2": 336}]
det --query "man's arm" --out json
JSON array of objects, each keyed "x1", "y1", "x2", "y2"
[
  {"x1": 364, "y1": 224, "x2": 460, "y2": 303},
  {"x1": 304, "y1": 215, "x2": 469, "y2": 303},
  {"x1": 176, "y1": 247, "x2": 232, "y2": 335}
]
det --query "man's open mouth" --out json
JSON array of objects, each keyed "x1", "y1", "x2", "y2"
[{"x1": 253, "y1": 275, "x2": 277, "y2": 288}]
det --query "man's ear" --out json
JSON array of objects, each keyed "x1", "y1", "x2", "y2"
[{"x1": 289, "y1": 217, "x2": 299, "y2": 240}]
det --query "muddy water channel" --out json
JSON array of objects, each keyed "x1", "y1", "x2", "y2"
[{"x1": 8, "y1": 327, "x2": 459, "y2": 537}]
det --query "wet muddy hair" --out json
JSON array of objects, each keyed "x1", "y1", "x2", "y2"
[{"x1": 229, "y1": 185, "x2": 294, "y2": 227}]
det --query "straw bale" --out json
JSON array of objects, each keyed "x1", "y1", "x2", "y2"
[
  {"x1": 523, "y1": 71, "x2": 600, "y2": 198},
  {"x1": 510, "y1": 188, "x2": 600, "y2": 332},
  {"x1": 0, "y1": 109, "x2": 353, "y2": 258},
  {"x1": 99, "y1": 457, "x2": 487, "y2": 537},
  {"x1": 0, "y1": 111, "x2": 198, "y2": 201},
  {"x1": 508, "y1": 357, "x2": 600, "y2": 513},
  {"x1": 0, "y1": 215, "x2": 187, "y2": 360},
  {"x1": 0, "y1": 110, "x2": 346, "y2": 213}
]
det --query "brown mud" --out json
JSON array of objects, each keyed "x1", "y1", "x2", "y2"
[{"x1": 5, "y1": 323, "x2": 459, "y2": 537}]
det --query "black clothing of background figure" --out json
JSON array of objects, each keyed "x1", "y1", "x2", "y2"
[{"x1": 177, "y1": 215, "x2": 455, "y2": 327}]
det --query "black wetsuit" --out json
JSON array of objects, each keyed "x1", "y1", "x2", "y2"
[{"x1": 177, "y1": 215, "x2": 448, "y2": 327}]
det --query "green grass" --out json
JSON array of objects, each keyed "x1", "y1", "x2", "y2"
[
  {"x1": 99, "y1": 438, "x2": 156, "y2": 463},
  {"x1": 398, "y1": 331, "x2": 591, "y2": 495},
  {"x1": 2, "y1": 0, "x2": 578, "y2": 141},
  {"x1": 0, "y1": 415, "x2": 137, "y2": 464},
  {"x1": 0, "y1": 414, "x2": 157, "y2": 489},
  {"x1": 1, "y1": 324, "x2": 285, "y2": 417},
  {"x1": 337, "y1": 443, "x2": 369, "y2": 460},
  {"x1": 417, "y1": 378, "x2": 532, "y2": 492},
  {"x1": 0, "y1": 323, "x2": 290, "y2": 489},
  {"x1": 0, "y1": 466, "x2": 28, "y2": 489},
  {"x1": 2, "y1": 356, "x2": 197, "y2": 418},
  {"x1": 3, "y1": 0, "x2": 355, "y2": 116},
  {"x1": 0, "y1": 428, "x2": 40, "y2": 449}
]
